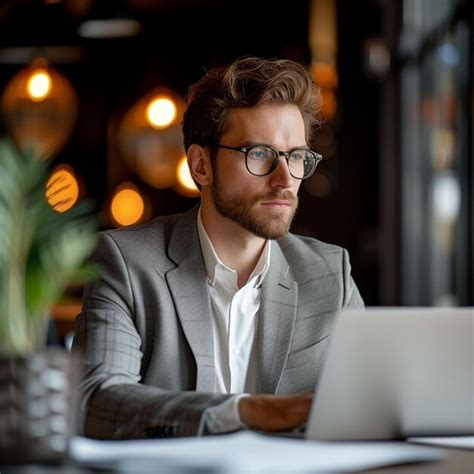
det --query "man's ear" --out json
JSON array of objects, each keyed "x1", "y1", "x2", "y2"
[{"x1": 187, "y1": 144, "x2": 212, "y2": 187}]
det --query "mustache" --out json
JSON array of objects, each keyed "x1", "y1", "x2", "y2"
[{"x1": 256, "y1": 191, "x2": 298, "y2": 204}]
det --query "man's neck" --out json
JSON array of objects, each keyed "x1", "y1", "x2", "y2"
[{"x1": 200, "y1": 203, "x2": 266, "y2": 289}]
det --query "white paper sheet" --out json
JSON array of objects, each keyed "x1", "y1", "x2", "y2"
[
  {"x1": 407, "y1": 436, "x2": 474, "y2": 450},
  {"x1": 70, "y1": 431, "x2": 445, "y2": 473}
]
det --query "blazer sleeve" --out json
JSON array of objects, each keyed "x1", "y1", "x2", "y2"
[
  {"x1": 341, "y1": 248, "x2": 365, "y2": 308},
  {"x1": 72, "y1": 233, "x2": 231, "y2": 439}
]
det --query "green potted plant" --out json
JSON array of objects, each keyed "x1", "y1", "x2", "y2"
[{"x1": 0, "y1": 139, "x2": 98, "y2": 463}]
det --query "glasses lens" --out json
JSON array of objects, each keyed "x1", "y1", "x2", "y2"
[
  {"x1": 246, "y1": 146, "x2": 277, "y2": 176},
  {"x1": 288, "y1": 150, "x2": 317, "y2": 179}
]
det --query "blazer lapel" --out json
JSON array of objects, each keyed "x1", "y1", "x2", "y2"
[
  {"x1": 165, "y1": 207, "x2": 215, "y2": 392},
  {"x1": 257, "y1": 241, "x2": 297, "y2": 394}
]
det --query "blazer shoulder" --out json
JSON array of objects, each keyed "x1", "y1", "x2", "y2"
[
  {"x1": 279, "y1": 232, "x2": 345, "y2": 261},
  {"x1": 94, "y1": 213, "x2": 182, "y2": 269},
  {"x1": 277, "y1": 233, "x2": 350, "y2": 282},
  {"x1": 102, "y1": 213, "x2": 179, "y2": 244},
  {"x1": 278, "y1": 233, "x2": 364, "y2": 307}
]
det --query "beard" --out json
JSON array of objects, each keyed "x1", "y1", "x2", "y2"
[{"x1": 210, "y1": 175, "x2": 298, "y2": 240}]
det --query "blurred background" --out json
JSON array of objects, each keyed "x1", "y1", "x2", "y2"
[{"x1": 0, "y1": 0, "x2": 472, "y2": 341}]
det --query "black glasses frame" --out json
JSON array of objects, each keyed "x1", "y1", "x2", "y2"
[{"x1": 215, "y1": 144, "x2": 322, "y2": 180}]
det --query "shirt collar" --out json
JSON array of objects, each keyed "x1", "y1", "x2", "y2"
[{"x1": 197, "y1": 207, "x2": 271, "y2": 288}]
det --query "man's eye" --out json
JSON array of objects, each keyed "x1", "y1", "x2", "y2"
[
  {"x1": 289, "y1": 151, "x2": 305, "y2": 162},
  {"x1": 249, "y1": 148, "x2": 271, "y2": 160}
]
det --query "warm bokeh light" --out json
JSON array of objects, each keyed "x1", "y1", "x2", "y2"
[
  {"x1": 2, "y1": 60, "x2": 78, "y2": 158},
  {"x1": 320, "y1": 89, "x2": 337, "y2": 120},
  {"x1": 146, "y1": 97, "x2": 177, "y2": 129},
  {"x1": 110, "y1": 183, "x2": 145, "y2": 226},
  {"x1": 117, "y1": 88, "x2": 185, "y2": 189},
  {"x1": 176, "y1": 156, "x2": 200, "y2": 196},
  {"x1": 26, "y1": 69, "x2": 52, "y2": 101},
  {"x1": 311, "y1": 61, "x2": 338, "y2": 89},
  {"x1": 45, "y1": 165, "x2": 79, "y2": 213}
]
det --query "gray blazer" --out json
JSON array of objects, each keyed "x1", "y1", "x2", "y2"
[{"x1": 72, "y1": 206, "x2": 364, "y2": 439}]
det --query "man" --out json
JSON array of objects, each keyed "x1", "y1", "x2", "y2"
[{"x1": 72, "y1": 56, "x2": 364, "y2": 440}]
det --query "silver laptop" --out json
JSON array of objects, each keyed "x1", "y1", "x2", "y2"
[{"x1": 305, "y1": 307, "x2": 474, "y2": 440}]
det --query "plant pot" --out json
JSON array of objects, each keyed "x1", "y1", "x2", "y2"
[{"x1": 0, "y1": 348, "x2": 78, "y2": 464}]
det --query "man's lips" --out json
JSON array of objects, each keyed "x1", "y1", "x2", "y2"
[{"x1": 261, "y1": 200, "x2": 292, "y2": 207}]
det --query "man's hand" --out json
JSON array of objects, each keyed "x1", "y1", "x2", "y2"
[{"x1": 238, "y1": 391, "x2": 314, "y2": 432}]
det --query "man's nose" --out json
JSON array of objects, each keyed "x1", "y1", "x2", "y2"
[{"x1": 269, "y1": 156, "x2": 293, "y2": 188}]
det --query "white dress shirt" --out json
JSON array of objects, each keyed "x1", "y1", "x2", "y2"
[{"x1": 196, "y1": 208, "x2": 270, "y2": 434}]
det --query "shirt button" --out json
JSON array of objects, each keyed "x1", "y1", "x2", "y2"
[{"x1": 233, "y1": 347, "x2": 240, "y2": 357}]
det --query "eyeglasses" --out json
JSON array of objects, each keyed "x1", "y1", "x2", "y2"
[{"x1": 216, "y1": 144, "x2": 322, "y2": 180}]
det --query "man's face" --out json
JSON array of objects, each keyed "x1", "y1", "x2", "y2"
[{"x1": 210, "y1": 103, "x2": 305, "y2": 240}]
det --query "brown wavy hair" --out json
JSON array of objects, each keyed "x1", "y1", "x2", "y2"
[{"x1": 182, "y1": 56, "x2": 322, "y2": 153}]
